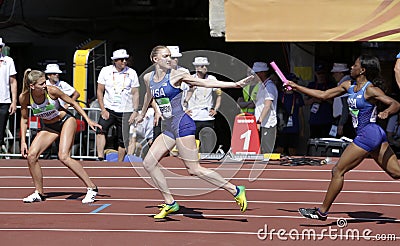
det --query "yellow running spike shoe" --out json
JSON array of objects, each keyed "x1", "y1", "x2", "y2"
[
  {"x1": 154, "y1": 202, "x2": 180, "y2": 219},
  {"x1": 234, "y1": 186, "x2": 247, "y2": 212}
]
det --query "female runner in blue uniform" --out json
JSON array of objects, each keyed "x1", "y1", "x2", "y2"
[
  {"x1": 286, "y1": 55, "x2": 400, "y2": 220},
  {"x1": 135, "y1": 45, "x2": 252, "y2": 219},
  {"x1": 19, "y1": 69, "x2": 101, "y2": 203}
]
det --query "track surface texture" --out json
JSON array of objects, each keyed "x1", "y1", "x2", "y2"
[{"x1": 0, "y1": 157, "x2": 399, "y2": 245}]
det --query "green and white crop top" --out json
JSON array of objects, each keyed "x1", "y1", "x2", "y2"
[{"x1": 30, "y1": 92, "x2": 61, "y2": 120}]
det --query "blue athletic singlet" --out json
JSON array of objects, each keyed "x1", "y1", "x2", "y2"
[
  {"x1": 347, "y1": 81, "x2": 386, "y2": 152},
  {"x1": 150, "y1": 70, "x2": 196, "y2": 139}
]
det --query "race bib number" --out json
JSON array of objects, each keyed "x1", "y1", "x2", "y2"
[
  {"x1": 32, "y1": 103, "x2": 59, "y2": 120},
  {"x1": 310, "y1": 103, "x2": 320, "y2": 114},
  {"x1": 350, "y1": 108, "x2": 359, "y2": 128},
  {"x1": 156, "y1": 97, "x2": 172, "y2": 118}
]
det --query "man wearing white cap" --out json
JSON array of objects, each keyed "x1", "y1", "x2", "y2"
[
  {"x1": 0, "y1": 37, "x2": 17, "y2": 153},
  {"x1": 45, "y1": 64, "x2": 80, "y2": 109},
  {"x1": 395, "y1": 52, "x2": 400, "y2": 89},
  {"x1": 253, "y1": 61, "x2": 278, "y2": 154},
  {"x1": 185, "y1": 57, "x2": 221, "y2": 153},
  {"x1": 96, "y1": 49, "x2": 140, "y2": 162},
  {"x1": 331, "y1": 63, "x2": 355, "y2": 138},
  {"x1": 166, "y1": 46, "x2": 190, "y2": 74},
  {"x1": 167, "y1": 45, "x2": 190, "y2": 107}
]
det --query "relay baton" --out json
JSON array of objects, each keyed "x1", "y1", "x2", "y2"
[{"x1": 270, "y1": 61, "x2": 292, "y2": 90}]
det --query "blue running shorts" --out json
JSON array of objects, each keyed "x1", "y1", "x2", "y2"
[
  {"x1": 163, "y1": 113, "x2": 196, "y2": 139},
  {"x1": 353, "y1": 123, "x2": 387, "y2": 152}
]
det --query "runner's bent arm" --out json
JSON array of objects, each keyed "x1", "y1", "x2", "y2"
[
  {"x1": 364, "y1": 85, "x2": 400, "y2": 119},
  {"x1": 48, "y1": 86, "x2": 101, "y2": 131}
]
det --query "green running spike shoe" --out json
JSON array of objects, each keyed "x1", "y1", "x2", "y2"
[
  {"x1": 234, "y1": 186, "x2": 247, "y2": 212},
  {"x1": 154, "y1": 202, "x2": 180, "y2": 219}
]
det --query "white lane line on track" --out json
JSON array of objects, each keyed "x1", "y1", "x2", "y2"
[
  {"x1": 1, "y1": 187, "x2": 400, "y2": 194},
  {"x1": 0, "y1": 227, "x2": 398, "y2": 241},
  {"x1": 0, "y1": 228, "x2": 260, "y2": 235},
  {"x1": 0, "y1": 213, "x2": 398, "y2": 223},
  {"x1": 1, "y1": 198, "x2": 400, "y2": 207},
  {"x1": 0, "y1": 166, "x2": 388, "y2": 173},
  {"x1": 0, "y1": 176, "x2": 397, "y2": 183},
  {"x1": 0, "y1": 212, "x2": 400, "y2": 229}
]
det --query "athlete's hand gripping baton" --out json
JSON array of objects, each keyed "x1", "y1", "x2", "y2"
[{"x1": 270, "y1": 61, "x2": 292, "y2": 90}]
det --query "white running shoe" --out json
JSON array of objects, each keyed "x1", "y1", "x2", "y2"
[
  {"x1": 1, "y1": 145, "x2": 6, "y2": 153},
  {"x1": 23, "y1": 191, "x2": 44, "y2": 203},
  {"x1": 82, "y1": 187, "x2": 98, "y2": 204}
]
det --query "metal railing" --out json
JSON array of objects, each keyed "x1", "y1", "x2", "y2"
[{"x1": 0, "y1": 106, "x2": 101, "y2": 160}]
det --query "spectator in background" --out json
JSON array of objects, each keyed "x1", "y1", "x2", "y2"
[
  {"x1": 128, "y1": 107, "x2": 154, "y2": 157},
  {"x1": 331, "y1": 63, "x2": 356, "y2": 139},
  {"x1": 237, "y1": 68, "x2": 259, "y2": 115},
  {"x1": 0, "y1": 37, "x2": 17, "y2": 154},
  {"x1": 305, "y1": 64, "x2": 336, "y2": 138},
  {"x1": 395, "y1": 51, "x2": 400, "y2": 89},
  {"x1": 167, "y1": 45, "x2": 191, "y2": 109},
  {"x1": 96, "y1": 49, "x2": 140, "y2": 162},
  {"x1": 275, "y1": 73, "x2": 305, "y2": 156},
  {"x1": 253, "y1": 62, "x2": 278, "y2": 154},
  {"x1": 45, "y1": 64, "x2": 80, "y2": 109},
  {"x1": 167, "y1": 46, "x2": 189, "y2": 74},
  {"x1": 185, "y1": 57, "x2": 221, "y2": 153}
]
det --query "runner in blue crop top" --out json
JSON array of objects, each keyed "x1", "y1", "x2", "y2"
[
  {"x1": 135, "y1": 45, "x2": 252, "y2": 219},
  {"x1": 347, "y1": 81, "x2": 387, "y2": 152},
  {"x1": 287, "y1": 55, "x2": 400, "y2": 221},
  {"x1": 19, "y1": 69, "x2": 101, "y2": 204},
  {"x1": 149, "y1": 69, "x2": 195, "y2": 139}
]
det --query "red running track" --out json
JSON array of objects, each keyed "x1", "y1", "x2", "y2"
[{"x1": 0, "y1": 156, "x2": 399, "y2": 245}]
